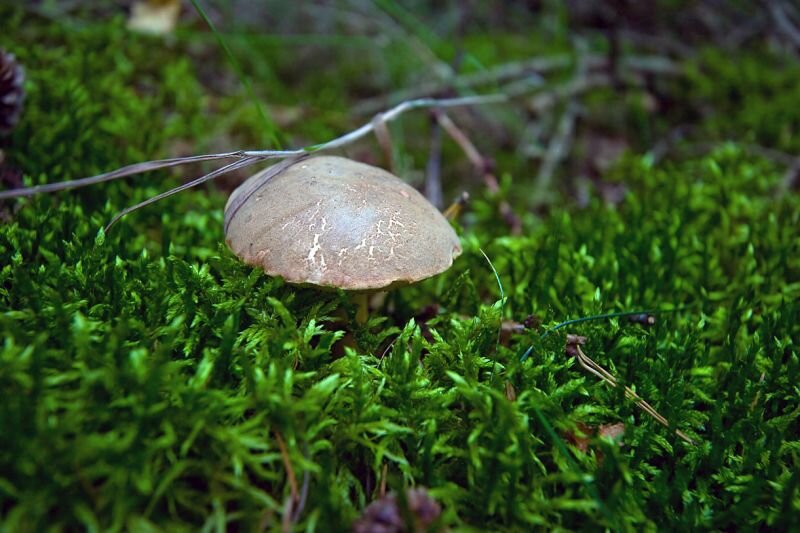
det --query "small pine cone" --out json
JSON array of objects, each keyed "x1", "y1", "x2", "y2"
[
  {"x1": 353, "y1": 488, "x2": 442, "y2": 533},
  {"x1": 0, "y1": 50, "x2": 25, "y2": 134}
]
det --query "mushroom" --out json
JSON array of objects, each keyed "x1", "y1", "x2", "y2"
[{"x1": 224, "y1": 156, "x2": 462, "y2": 322}]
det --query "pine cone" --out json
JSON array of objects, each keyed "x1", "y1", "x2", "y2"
[
  {"x1": 353, "y1": 488, "x2": 442, "y2": 533},
  {"x1": 0, "y1": 50, "x2": 25, "y2": 134}
]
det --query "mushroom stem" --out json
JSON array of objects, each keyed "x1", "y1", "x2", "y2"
[{"x1": 353, "y1": 293, "x2": 369, "y2": 325}]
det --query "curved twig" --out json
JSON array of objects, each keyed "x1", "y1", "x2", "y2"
[
  {"x1": 0, "y1": 152, "x2": 252, "y2": 199},
  {"x1": 104, "y1": 156, "x2": 264, "y2": 231},
  {"x1": 1, "y1": 94, "x2": 507, "y2": 202},
  {"x1": 575, "y1": 345, "x2": 695, "y2": 445}
]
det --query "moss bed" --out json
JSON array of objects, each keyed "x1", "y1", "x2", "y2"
[{"x1": 1, "y1": 3, "x2": 799, "y2": 531}]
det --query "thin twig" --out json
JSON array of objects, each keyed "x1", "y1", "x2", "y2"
[
  {"x1": 379, "y1": 463, "x2": 388, "y2": 498},
  {"x1": 425, "y1": 113, "x2": 443, "y2": 209},
  {"x1": 525, "y1": 71, "x2": 642, "y2": 115},
  {"x1": 0, "y1": 152, "x2": 257, "y2": 199},
  {"x1": 4, "y1": 95, "x2": 507, "y2": 228},
  {"x1": 435, "y1": 110, "x2": 521, "y2": 233},
  {"x1": 292, "y1": 469, "x2": 310, "y2": 523},
  {"x1": 767, "y1": 0, "x2": 800, "y2": 49},
  {"x1": 104, "y1": 156, "x2": 263, "y2": 231},
  {"x1": 616, "y1": 30, "x2": 695, "y2": 57},
  {"x1": 1, "y1": 94, "x2": 506, "y2": 202},
  {"x1": 275, "y1": 430, "x2": 299, "y2": 503},
  {"x1": 281, "y1": 495, "x2": 293, "y2": 533},
  {"x1": 298, "y1": 94, "x2": 507, "y2": 155},
  {"x1": 534, "y1": 101, "x2": 578, "y2": 194},
  {"x1": 222, "y1": 155, "x2": 308, "y2": 235},
  {"x1": 782, "y1": 159, "x2": 800, "y2": 191},
  {"x1": 372, "y1": 114, "x2": 395, "y2": 174},
  {"x1": 353, "y1": 54, "x2": 679, "y2": 115},
  {"x1": 435, "y1": 111, "x2": 486, "y2": 178}
]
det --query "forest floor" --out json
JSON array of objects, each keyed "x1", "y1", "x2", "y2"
[{"x1": 1, "y1": 2, "x2": 799, "y2": 531}]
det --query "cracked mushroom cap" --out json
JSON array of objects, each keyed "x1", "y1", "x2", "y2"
[{"x1": 224, "y1": 156, "x2": 462, "y2": 291}]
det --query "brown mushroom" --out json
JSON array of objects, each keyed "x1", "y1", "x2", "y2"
[{"x1": 224, "y1": 156, "x2": 462, "y2": 321}]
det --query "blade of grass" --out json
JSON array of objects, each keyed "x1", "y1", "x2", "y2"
[
  {"x1": 188, "y1": 0, "x2": 283, "y2": 148},
  {"x1": 531, "y1": 405, "x2": 615, "y2": 527},
  {"x1": 479, "y1": 248, "x2": 505, "y2": 382}
]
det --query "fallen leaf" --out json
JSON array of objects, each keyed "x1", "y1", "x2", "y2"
[
  {"x1": 504, "y1": 381, "x2": 517, "y2": 402},
  {"x1": 564, "y1": 422, "x2": 625, "y2": 455},
  {"x1": 128, "y1": 0, "x2": 181, "y2": 35},
  {"x1": 598, "y1": 422, "x2": 625, "y2": 443}
]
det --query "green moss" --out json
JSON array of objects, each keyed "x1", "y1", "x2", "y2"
[
  {"x1": 1, "y1": 5, "x2": 799, "y2": 532},
  {"x1": 686, "y1": 48, "x2": 800, "y2": 152}
]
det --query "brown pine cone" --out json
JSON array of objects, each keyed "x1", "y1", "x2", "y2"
[
  {"x1": 0, "y1": 49, "x2": 25, "y2": 134},
  {"x1": 353, "y1": 488, "x2": 442, "y2": 533}
]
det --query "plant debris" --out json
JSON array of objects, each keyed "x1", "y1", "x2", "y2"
[
  {"x1": 0, "y1": 3, "x2": 798, "y2": 531},
  {"x1": 566, "y1": 422, "x2": 626, "y2": 453},
  {"x1": 0, "y1": 49, "x2": 24, "y2": 134},
  {"x1": 353, "y1": 488, "x2": 442, "y2": 533}
]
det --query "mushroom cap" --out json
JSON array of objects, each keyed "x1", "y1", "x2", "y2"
[{"x1": 224, "y1": 156, "x2": 462, "y2": 291}]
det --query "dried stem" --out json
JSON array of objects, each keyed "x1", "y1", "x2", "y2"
[
  {"x1": 425, "y1": 113, "x2": 443, "y2": 209},
  {"x1": 354, "y1": 54, "x2": 679, "y2": 115},
  {"x1": 3, "y1": 94, "x2": 506, "y2": 228},
  {"x1": 104, "y1": 156, "x2": 263, "y2": 232},
  {"x1": 275, "y1": 430, "x2": 299, "y2": 503},
  {"x1": 435, "y1": 110, "x2": 521, "y2": 233},
  {"x1": 575, "y1": 345, "x2": 695, "y2": 445},
  {"x1": 2, "y1": 94, "x2": 506, "y2": 201},
  {"x1": 379, "y1": 463, "x2": 388, "y2": 498},
  {"x1": 372, "y1": 114, "x2": 396, "y2": 174},
  {"x1": 435, "y1": 111, "x2": 487, "y2": 182},
  {"x1": 767, "y1": 0, "x2": 800, "y2": 49},
  {"x1": 222, "y1": 155, "x2": 308, "y2": 235},
  {"x1": 0, "y1": 152, "x2": 257, "y2": 200},
  {"x1": 301, "y1": 94, "x2": 507, "y2": 156},
  {"x1": 534, "y1": 101, "x2": 578, "y2": 194}
]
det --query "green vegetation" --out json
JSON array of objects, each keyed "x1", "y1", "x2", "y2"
[{"x1": 1, "y1": 3, "x2": 799, "y2": 531}]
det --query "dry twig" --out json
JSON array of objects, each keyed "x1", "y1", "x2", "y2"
[
  {"x1": 767, "y1": 0, "x2": 800, "y2": 49},
  {"x1": 275, "y1": 430, "x2": 299, "y2": 503},
  {"x1": 354, "y1": 54, "x2": 679, "y2": 115},
  {"x1": 371, "y1": 114, "x2": 396, "y2": 174},
  {"x1": 534, "y1": 101, "x2": 578, "y2": 194},
  {"x1": 435, "y1": 110, "x2": 521, "y2": 233},
  {"x1": 1, "y1": 94, "x2": 506, "y2": 227},
  {"x1": 566, "y1": 335, "x2": 694, "y2": 445},
  {"x1": 424, "y1": 113, "x2": 444, "y2": 208}
]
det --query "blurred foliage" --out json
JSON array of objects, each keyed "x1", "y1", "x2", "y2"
[
  {"x1": 687, "y1": 48, "x2": 800, "y2": 152},
  {"x1": 1, "y1": 1, "x2": 800, "y2": 531}
]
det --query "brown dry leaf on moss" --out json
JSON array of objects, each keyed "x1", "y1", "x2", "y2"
[
  {"x1": 128, "y1": 0, "x2": 181, "y2": 35},
  {"x1": 598, "y1": 422, "x2": 626, "y2": 442},
  {"x1": 566, "y1": 422, "x2": 626, "y2": 454}
]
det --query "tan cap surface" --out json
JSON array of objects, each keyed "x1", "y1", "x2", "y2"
[{"x1": 224, "y1": 156, "x2": 462, "y2": 290}]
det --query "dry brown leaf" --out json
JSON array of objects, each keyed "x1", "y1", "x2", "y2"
[
  {"x1": 504, "y1": 381, "x2": 517, "y2": 402},
  {"x1": 565, "y1": 421, "x2": 625, "y2": 455},
  {"x1": 598, "y1": 422, "x2": 626, "y2": 443},
  {"x1": 128, "y1": 0, "x2": 181, "y2": 35}
]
